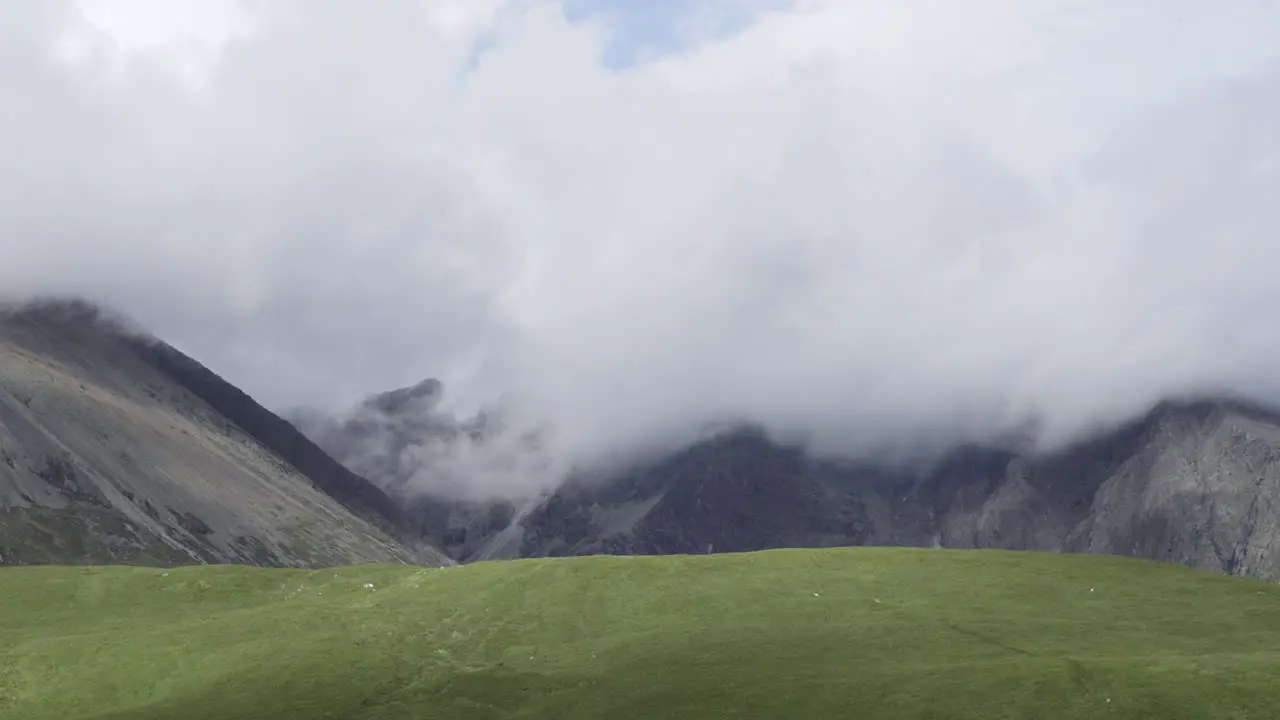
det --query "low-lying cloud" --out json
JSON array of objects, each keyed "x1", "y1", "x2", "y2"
[{"x1": 4, "y1": 1, "x2": 1280, "y2": 495}]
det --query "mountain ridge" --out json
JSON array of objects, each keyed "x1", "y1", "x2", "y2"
[
  {"x1": 7, "y1": 296, "x2": 1280, "y2": 582},
  {"x1": 297, "y1": 377, "x2": 1280, "y2": 582},
  {"x1": 0, "y1": 298, "x2": 448, "y2": 568}
]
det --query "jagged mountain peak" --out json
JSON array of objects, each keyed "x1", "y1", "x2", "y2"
[
  {"x1": 363, "y1": 378, "x2": 444, "y2": 416},
  {"x1": 313, "y1": 390, "x2": 1280, "y2": 580},
  {"x1": 278, "y1": 363, "x2": 1280, "y2": 580}
]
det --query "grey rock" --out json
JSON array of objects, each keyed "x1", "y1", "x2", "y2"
[
  {"x1": 0, "y1": 299, "x2": 449, "y2": 568},
  {"x1": 326, "y1": 389, "x2": 1280, "y2": 583}
]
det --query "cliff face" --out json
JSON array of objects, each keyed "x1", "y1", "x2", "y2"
[
  {"x1": 1064, "y1": 402, "x2": 1280, "y2": 578},
  {"x1": 503, "y1": 400, "x2": 1280, "y2": 581},
  {"x1": 0, "y1": 300, "x2": 448, "y2": 568}
]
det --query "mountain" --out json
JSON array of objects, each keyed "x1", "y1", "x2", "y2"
[
  {"x1": 0, "y1": 299, "x2": 448, "y2": 568},
  {"x1": 288, "y1": 381, "x2": 531, "y2": 561},
  {"x1": 299, "y1": 378, "x2": 1280, "y2": 582},
  {"x1": 521, "y1": 400, "x2": 1280, "y2": 580},
  {"x1": 511, "y1": 400, "x2": 1280, "y2": 581}
]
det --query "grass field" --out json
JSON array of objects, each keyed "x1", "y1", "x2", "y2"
[{"x1": 1, "y1": 548, "x2": 1278, "y2": 719}]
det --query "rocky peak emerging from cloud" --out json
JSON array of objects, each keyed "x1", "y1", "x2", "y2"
[
  {"x1": 289, "y1": 378, "x2": 555, "y2": 503},
  {"x1": 363, "y1": 378, "x2": 444, "y2": 416}
]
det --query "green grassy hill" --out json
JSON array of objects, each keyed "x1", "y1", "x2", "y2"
[{"x1": 2, "y1": 548, "x2": 1278, "y2": 719}]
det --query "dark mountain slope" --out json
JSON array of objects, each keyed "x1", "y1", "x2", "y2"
[
  {"x1": 516, "y1": 427, "x2": 875, "y2": 558},
  {"x1": 126, "y1": 336, "x2": 408, "y2": 537},
  {"x1": 516, "y1": 398, "x2": 1280, "y2": 581},
  {"x1": 0, "y1": 299, "x2": 447, "y2": 567}
]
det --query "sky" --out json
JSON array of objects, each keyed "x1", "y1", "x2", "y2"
[{"x1": 3, "y1": 1, "x2": 1280, "y2": 491}]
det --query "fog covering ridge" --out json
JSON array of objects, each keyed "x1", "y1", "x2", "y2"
[{"x1": 3, "y1": 2, "x2": 1280, "y2": 496}]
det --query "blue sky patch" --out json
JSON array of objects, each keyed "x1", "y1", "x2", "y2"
[{"x1": 563, "y1": 0, "x2": 791, "y2": 69}]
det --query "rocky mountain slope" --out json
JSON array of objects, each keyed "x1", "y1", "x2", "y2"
[
  {"x1": 524, "y1": 400, "x2": 1280, "y2": 581},
  {"x1": 15, "y1": 297, "x2": 1275, "y2": 580},
  {"x1": 300, "y1": 378, "x2": 1280, "y2": 582},
  {"x1": 0, "y1": 300, "x2": 448, "y2": 568}
]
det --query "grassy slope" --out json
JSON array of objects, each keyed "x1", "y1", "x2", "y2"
[{"x1": 1, "y1": 548, "x2": 1279, "y2": 719}]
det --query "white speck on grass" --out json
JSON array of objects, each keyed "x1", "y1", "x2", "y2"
[
  {"x1": 364, "y1": 583, "x2": 375, "y2": 590},
  {"x1": 813, "y1": 592, "x2": 820, "y2": 597}
]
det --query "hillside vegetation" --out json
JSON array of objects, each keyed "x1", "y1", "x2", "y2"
[{"x1": 2, "y1": 548, "x2": 1279, "y2": 719}]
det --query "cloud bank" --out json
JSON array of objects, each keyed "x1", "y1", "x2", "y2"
[{"x1": 4, "y1": 1, "x2": 1280, "y2": 492}]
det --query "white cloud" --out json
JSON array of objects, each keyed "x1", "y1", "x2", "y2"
[
  {"x1": 3, "y1": 0, "x2": 1280, "y2": 490},
  {"x1": 423, "y1": 0, "x2": 508, "y2": 39}
]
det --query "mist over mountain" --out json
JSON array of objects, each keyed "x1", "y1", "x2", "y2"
[
  {"x1": 4, "y1": 2, "x2": 1280, "y2": 483},
  {"x1": 285, "y1": 372, "x2": 1280, "y2": 583},
  {"x1": 6, "y1": 293, "x2": 1280, "y2": 584},
  {"x1": 288, "y1": 379, "x2": 564, "y2": 503}
]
